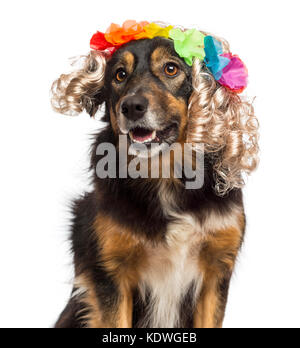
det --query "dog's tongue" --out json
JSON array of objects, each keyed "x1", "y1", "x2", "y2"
[{"x1": 131, "y1": 128, "x2": 154, "y2": 142}]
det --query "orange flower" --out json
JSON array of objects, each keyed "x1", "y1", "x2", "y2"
[{"x1": 105, "y1": 20, "x2": 149, "y2": 46}]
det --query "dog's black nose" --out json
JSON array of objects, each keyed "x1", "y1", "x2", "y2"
[{"x1": 121, "y1": 95, "x2": 148, "y2": 121}]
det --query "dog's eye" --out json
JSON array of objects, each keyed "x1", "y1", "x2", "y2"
[
  {"x1": 115, "y1": 68, "x2": 127, "y2": 83},
  {"x1": 164, "y1": 63, "x2": 179, "y2": 77}
]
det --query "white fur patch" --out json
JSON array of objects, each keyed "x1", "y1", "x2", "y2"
[
  {"x1": 73, "y1": 276, "x2": 88, "y2": 299},
  {"x1": 138, "y1": 214, "x2": 202, "y2": 328}
]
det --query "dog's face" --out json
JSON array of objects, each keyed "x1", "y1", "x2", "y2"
[{"x1": 104, "y1": 37, "x2": 193, "y2": 146}]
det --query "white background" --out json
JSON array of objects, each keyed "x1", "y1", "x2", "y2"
[{"x1": 0, "y1": 0, "x2": 299, "y2": 328}]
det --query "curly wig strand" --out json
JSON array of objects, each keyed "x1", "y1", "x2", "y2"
[{"x1": 51, "y1": 51, "x2": 107, "y2": 116}]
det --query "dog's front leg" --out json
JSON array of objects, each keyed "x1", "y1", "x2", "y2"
[
  {"x1": 193, "y1": 225, "x2": 244, "y2": 328},
  {"x1": 193, "y1": 271, "x2": 232, "y2": 328},
  {"x1": 114, "y1": 286, "x2": 133, "y2": 328},
  {"x1": 89, "y1": 214, "x2": 145, "y2": 328}
]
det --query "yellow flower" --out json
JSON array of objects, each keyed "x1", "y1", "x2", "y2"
[{"x1": 136, "y1": 23, "x2": 173, "y2": 40}]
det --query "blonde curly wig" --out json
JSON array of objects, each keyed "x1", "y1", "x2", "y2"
[
  {"x1": 51, "y1": 30, "x2": 259, "y2": 196},
  {"x1": 188, "y1": 58, "x2": 259, "y2": 195},
  {"x1": 51, "y1": 51, "x2": 107, "y2": 116}
]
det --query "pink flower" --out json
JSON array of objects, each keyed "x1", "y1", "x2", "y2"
[{"x1": 218, "y1": 53, "x2": 248, "y2": 93}]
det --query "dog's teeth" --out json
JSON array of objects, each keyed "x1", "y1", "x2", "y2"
[
  {"x1": 143, "y1": 131, "x2": 156, "y2": 143},
  {"x1": 129, "y1": 131, "x2": 134, "y2": 141},
  {"x1": 129, "y1": 130, "x2": 156, "y2": 144}
]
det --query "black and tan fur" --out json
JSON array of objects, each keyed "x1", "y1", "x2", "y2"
[{"x1": 54, "y1": 38, "x2": 246, "y2": 328}]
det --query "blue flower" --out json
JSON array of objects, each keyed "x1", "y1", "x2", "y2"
[{"x1": 204, "y1": 36, "x2": 230, "y2": 80}]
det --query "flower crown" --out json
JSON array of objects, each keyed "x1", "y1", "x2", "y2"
[{"x1": 90, "y1": 20, "x2": 248, "y2": 94}]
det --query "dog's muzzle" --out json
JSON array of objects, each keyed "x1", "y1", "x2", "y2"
[{"x1": 118, "y1": 94, "x2": 179, "y2": 146}]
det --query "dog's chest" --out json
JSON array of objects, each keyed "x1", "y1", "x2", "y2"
[{"x1": 138, "y1": 214, "x2": 202, "y2": 328}]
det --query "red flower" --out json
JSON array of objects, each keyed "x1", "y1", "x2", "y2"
[{"x1": 90, "y1": 31, "x2": 117, "y2": 55}]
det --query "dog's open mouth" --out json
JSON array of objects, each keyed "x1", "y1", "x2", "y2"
[
  {"x1": 128, "y1": 123, "x2": 178, "y2": 145},
  {"x1": 129, "y1": 128, "x2": 157, "y2": 144}
]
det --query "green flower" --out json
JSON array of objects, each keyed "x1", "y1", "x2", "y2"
[{"x1": 169, "y1": 28, "x2": 205, "y2": 66}]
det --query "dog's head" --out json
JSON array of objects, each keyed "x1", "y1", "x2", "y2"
[
  {"x1": 105, "y1": 37, "x2": 192, "y2": 146},
  {"x1": 51, "y1": 24, "x2": 259, "y2": 195}
]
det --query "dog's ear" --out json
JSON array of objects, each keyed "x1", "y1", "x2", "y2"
[
  {"x1": 82, "y1": 87, "x2": 106, "y2": 117},
  {"x1": 187, "y1": 59, "x2": 259, "y2": 196},
  {"x1": 51, "y1": 51, "x2": 107, "y2": 117}
]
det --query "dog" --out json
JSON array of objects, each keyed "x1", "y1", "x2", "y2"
[{"x1": 51, "y1": 22, "x2": 258, "y2": 328}]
